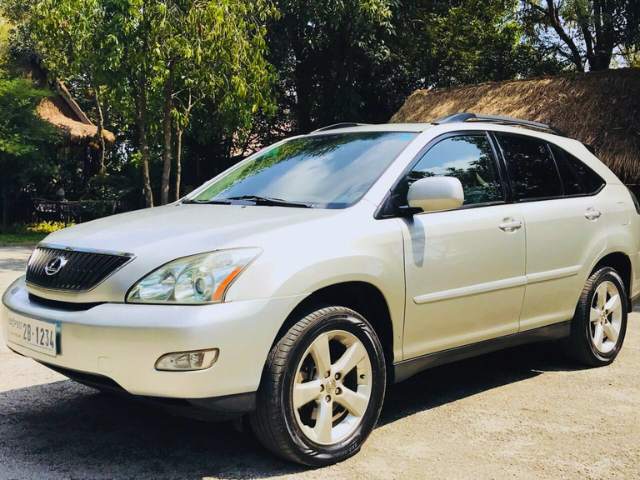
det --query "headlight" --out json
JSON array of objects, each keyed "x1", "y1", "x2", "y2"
[{"x1": 126, "y1": 248, "x2": 261, "y2": 304}]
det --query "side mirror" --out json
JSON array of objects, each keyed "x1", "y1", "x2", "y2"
[{"x1": 407, "y1": 176, "x2": 464, "y2": 213}]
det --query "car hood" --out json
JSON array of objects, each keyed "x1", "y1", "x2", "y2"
[{"x1": 44, "y1": 203, "x2": 340, "y2": 258}]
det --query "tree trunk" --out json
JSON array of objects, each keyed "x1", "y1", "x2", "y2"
[
  {"x1": 588, "y1": 51, "x2": 613, "y2": 70},
  {"x1": 174, "y1": 127, "x2": 183, "y2": 201},
  {"x1": 1, "y1": 183, "x2": 7, "y2": 231},
  {"x1": 294, "y1": 58, "x2": 314, "y2": 133},
  {"x1": 136, "y1": 81, "x2": 154, "y2": 208},
  {"x1": 527, "y1": 0, "x2": 585, "y2": 71},
  {"x1": 160, "y1": 70, "x2": 173, "y2": 205},
  {"x1": 93, "y1": 86, "x2": 106, "y2": 175}
]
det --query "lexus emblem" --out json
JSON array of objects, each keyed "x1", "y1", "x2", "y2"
[{"x1": 44, "y1": 256, "x2": 68, "y2": 276}]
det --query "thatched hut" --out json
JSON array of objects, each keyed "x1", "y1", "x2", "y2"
[
  {"x1": 37, "y1": 80, "x2": 115, "y2": 147},
  {"x1": 391, "y1": 68, "x2": 640, "y2": 184}
]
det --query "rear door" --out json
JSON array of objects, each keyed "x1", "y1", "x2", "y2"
[{"x1": 493, "y1": 132, "x2": 606, "y2": 331}]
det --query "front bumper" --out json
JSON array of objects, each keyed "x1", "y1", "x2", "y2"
[{"x1": 2, "y1": 276, "x2": 303, "y2": 403}]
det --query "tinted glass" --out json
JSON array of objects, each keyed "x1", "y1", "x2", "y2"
[
  {"x1": 551, "y1": 144, "x2": 605, "y2": 195},
  {"x1": 189, "y1": 132, "x2": 417, "y2": 208},
  {"x1": 496, "y1": 133, "x2": 562, "y2": 200},
  {"x1": 409, "y1": 134, "x2": 504, "y2": 205}
]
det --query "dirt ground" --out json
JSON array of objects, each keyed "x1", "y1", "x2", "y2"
[{"x1": 1, "y1": 246, "x2": 639, "y2": 479}]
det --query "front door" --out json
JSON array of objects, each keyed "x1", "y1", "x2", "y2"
[{"x1": 400, "y1": 132, "x2": 526, "y2": 359}]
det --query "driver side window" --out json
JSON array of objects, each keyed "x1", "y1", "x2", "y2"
[{"x1": 409, "y1": 134, "x2": 505, "y2": 206}]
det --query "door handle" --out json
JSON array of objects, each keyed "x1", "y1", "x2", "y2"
[
  {"x1": 498, "y1": 218, "x2": 522, "y2": 232},
  {"x1": 584, "y1": 208, "x2": 602, "y2": 221}
]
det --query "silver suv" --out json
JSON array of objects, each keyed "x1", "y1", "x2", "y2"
[{"x1": 3, "y1": 114, "x2": 638, "y2": 466}]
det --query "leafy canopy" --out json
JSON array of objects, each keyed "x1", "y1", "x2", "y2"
[{"x1": 0, "y1": 76, "x2": 58, "y2": 186}]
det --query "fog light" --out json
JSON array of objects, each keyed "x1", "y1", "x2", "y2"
[{"x1": 155, "y1": 349, "x2": 219, "y2": 371}]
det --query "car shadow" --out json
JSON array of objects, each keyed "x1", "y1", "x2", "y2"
[
  {"x1": 380, "y1": 340, "x2": 579, "y2": 425},
  {"x1": 0, "y1": 342, "x2": 580, "y2": 479}
]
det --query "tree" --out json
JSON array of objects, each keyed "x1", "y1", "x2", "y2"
[
  {"x1": 0, "y1": 77, "x2": 57, "y2": 227},
  {"x1": 5, "y1": 0, "x2": 276, "y2": 207},
  {"x1": 522, "y1": 0, "x2": 640, "y2": 71},
  {"x1": 268, "y1": 0, "x2": 395, "y2": 132},
  {"x1": 422, "y1": 1, "x2": 560, "y2": 85},
  {"x1": 21, "y1": 0, "x2": 115, "y2": 173},
  {"x1": 265, "y1": 0, "x2": 561, "y2": 135},
  {"x1": 151, "y1": 0, "x2": 276, "y2": 203}
]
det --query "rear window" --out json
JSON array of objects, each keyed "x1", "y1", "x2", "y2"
[
  {"x1": 550, "y1": 144, "x2": 605, "y2": 195},
  {"x1": 495, "y1": 133, "x2": 562, "y2": 201}
]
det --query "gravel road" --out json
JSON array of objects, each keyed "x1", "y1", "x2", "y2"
[{"x1": 1, "y1": 246, "x2": 639, "y2": 479}]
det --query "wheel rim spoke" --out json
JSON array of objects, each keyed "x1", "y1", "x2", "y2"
[
  {"x1": 604, "y1": 294, "x2": 620, "y2": 314},
  {"x1": 335, "y1": 386, "x2": 369, "y2": 417},
  {"x1": 332, "y1": 341, "x2": 366, "y2": 377},
  {"x1": 593, "y1": 323, "x2": 605, "y2": 350},
  {"x1": 293, "y1": 379, "x2": 322, "y2": 409},
  {"x1": 603, "y1": 321, "x2": 619, "y2": 343},
  {"x1": 590, "y1": 281, "x2": 623, "y2": 354},
  {"x1": 595, "y1": 283, "x2": 608, "y2": 310},
  {"x1": 313, "y1": 399, "x2": 333, "y2": 444},
  {"x1": 309, "y1": 333, "x2": 332, "y2": 378}
]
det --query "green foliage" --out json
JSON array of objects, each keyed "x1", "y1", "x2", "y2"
[
  {"x1": 0, "y1": 230, "x2": 46, "y2": 245},
  {"x1": 422, "y1": 1, "x2": 554, "y2": 85},
  {"x1": 0, "y1": 16, "x2": 10, "y2": 71},
  {"x1": 521, "y1": 0, "x2": 640, "y2": 71},
  {"x1": 267, "y1": 0, "x2": 396, "y2": 131},
  {"x1": 0, "y1": 76, "x2": 57, "y2": 175},
  {"x1": 0, "y1": 0, "x2": 581, "y2": 216},
  {"x1": 2, "y1": 0, "x2": 277, "y2": 205},
  {"x1": 162, "y1": 0, "x2": 278, "y2": 198},
  {"x1": 0, "y1": 76, "x2": 58, "y2": 226},
  {"x1": 261, "y1": 0, "x2": 563, "y2": 136},
  {"x1": 0, "y1": 220, "x2": 68, "y2": 243}
]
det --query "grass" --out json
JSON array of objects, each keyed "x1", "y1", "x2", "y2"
[
  {"x1": 0, "y1": 221, "x2": 70, "y2": 247},
  {"x1": 0, "y1": 231, "x2": 47, "y2": 246}
]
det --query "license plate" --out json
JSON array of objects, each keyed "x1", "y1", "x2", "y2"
[{"x1": 6, "y1": 312, "x2": 58, "y2": 357}]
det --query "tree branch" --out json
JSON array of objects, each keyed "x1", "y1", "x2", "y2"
[{"x1": 525, "y1": 0, "x2": 585, "y2": 71}]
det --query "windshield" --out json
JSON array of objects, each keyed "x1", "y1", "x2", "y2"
[{"x1": 187, "y1": 131, "x2": 417, "y2": 208}]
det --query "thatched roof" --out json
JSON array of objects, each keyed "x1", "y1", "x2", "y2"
[
  {"x1": 391, "y1": 68, "x2": 640, "y2": 184},
  {"x1": 36, "y1": 81, "x2": 115, "y2": 145}
]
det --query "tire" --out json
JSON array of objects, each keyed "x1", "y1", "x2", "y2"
[
  {"x1": 567, "y1": 267, "x2": 628, "y2": 366},
  {"x1": 250, "y1": 306, "x2": 387, "y2": 466}
]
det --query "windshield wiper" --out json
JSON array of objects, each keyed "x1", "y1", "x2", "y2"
[
  {"x1": 182, "y1": 199, "x2": 233, "y2": 205},
  {"x1": 224, "y1": 195, "x2": 313, "y2": 208}
]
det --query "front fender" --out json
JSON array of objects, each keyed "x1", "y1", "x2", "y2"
[{"x1": 225, "y1": 216, "x2": 406, "y2": 360}]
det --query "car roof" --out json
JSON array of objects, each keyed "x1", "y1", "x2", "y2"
[
  {"x1": 306, "y1": 122, "x2": 570, "y2": 140},
  {"x1": 308, "y1": 114, "x2": 565, "y2": 138},
  {"x1": 306, "y1": 123, "x2": 431, "y2": 134}
]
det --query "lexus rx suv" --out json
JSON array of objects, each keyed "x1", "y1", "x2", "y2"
[{"x1": 3, "y1": 114, "x2": 639, "y2": 466}]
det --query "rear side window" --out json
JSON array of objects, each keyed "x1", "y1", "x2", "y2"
[
  {"x1": 550, "y1": 144, "x2": 605, "y2": 195},
  {"x1": 409, "y1": 134, "x2": 504, "y2": 206},
  {"x1": 495, "y1": 133, "x2": 562, "y2": 201}
]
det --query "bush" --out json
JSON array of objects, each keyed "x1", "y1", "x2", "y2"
[{"x1": 25, "y1": 220, "x2": 71, "y2": 234}]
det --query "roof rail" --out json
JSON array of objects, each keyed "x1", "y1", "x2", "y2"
[
  {"x1": 311, "y1": 122, "x2": 370, "y2": 133},
  {"x1": 433, "y1": 112, "x2": 563, "y2": 136}
]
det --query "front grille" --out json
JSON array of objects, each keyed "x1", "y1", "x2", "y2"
[{"x1": 26, "y1": 246, "x2": 132, "y2": 291}]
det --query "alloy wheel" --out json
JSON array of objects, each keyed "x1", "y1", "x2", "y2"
[
  {"x1": 292, "y1": 329, "x2": 373, "y2": 445},
  {"x1": 590, "y1": 280, "x2": 623, "y2": 354}
]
